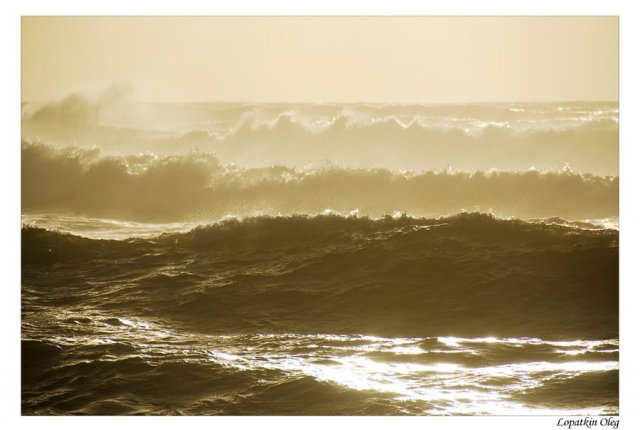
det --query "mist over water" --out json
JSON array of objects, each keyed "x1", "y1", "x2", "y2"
[
  {"x1": 22, "y1": 95, "x2": 619, "y2": 415},
  {"x1": 22, "y1": 92, "x2": 618, "y2": 174}
]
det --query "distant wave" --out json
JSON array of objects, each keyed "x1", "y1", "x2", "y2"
[
  {"x1": 21, "y1": 93, "x2": 618, "y2": 175},
  {"x1": 22, "y1": 212, "x2": 618, "y2": 340},
  {"x1": 22, "y1": 142, "x2": 618, "y2": 222},
  {"x1": 22, "y1": 94, "x2": 618, "y2": 130},
  {"x1": 205, "y1": 112, "x2": 618, "y2": 174}
]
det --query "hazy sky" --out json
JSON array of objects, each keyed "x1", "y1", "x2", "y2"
[{"x1": 22, "y1": 17, "x2": 618, "y2": 103}]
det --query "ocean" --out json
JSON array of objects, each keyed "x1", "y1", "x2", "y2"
[{"x1": 21, "y1": 99, "x2": 619, "y2": 415}]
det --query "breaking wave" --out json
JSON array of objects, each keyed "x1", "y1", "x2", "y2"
[{"x1": 22, "y1": 142, "x2": 618, "y2": 222}]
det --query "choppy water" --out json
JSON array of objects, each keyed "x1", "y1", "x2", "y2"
[
  {"x1": 22, "y1": 312, "x2": 619, "y2": 415},
  {"x1": 22, "y1": 213, "x2": 619, "y2": 415}
]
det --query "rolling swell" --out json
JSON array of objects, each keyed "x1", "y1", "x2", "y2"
[{"x1": 22, "y1": 213, "x2": 618, "y2": 340}]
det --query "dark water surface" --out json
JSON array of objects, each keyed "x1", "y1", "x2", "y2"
[{"x1": 22, "y1": 213, "x2": 618, "y2": 415}]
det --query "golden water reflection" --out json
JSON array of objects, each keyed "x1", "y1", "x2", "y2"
[{"x1": 23, "y1": 310, "x2": 619, "y2": 415}]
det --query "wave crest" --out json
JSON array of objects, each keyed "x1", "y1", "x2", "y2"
[{"x1": 22, "y1": 212, "x2": 618, "y2": 258}]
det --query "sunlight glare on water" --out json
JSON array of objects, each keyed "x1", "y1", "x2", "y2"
[{"x1": 22, "y1": 309, "x2": 619, "y2": 415}]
